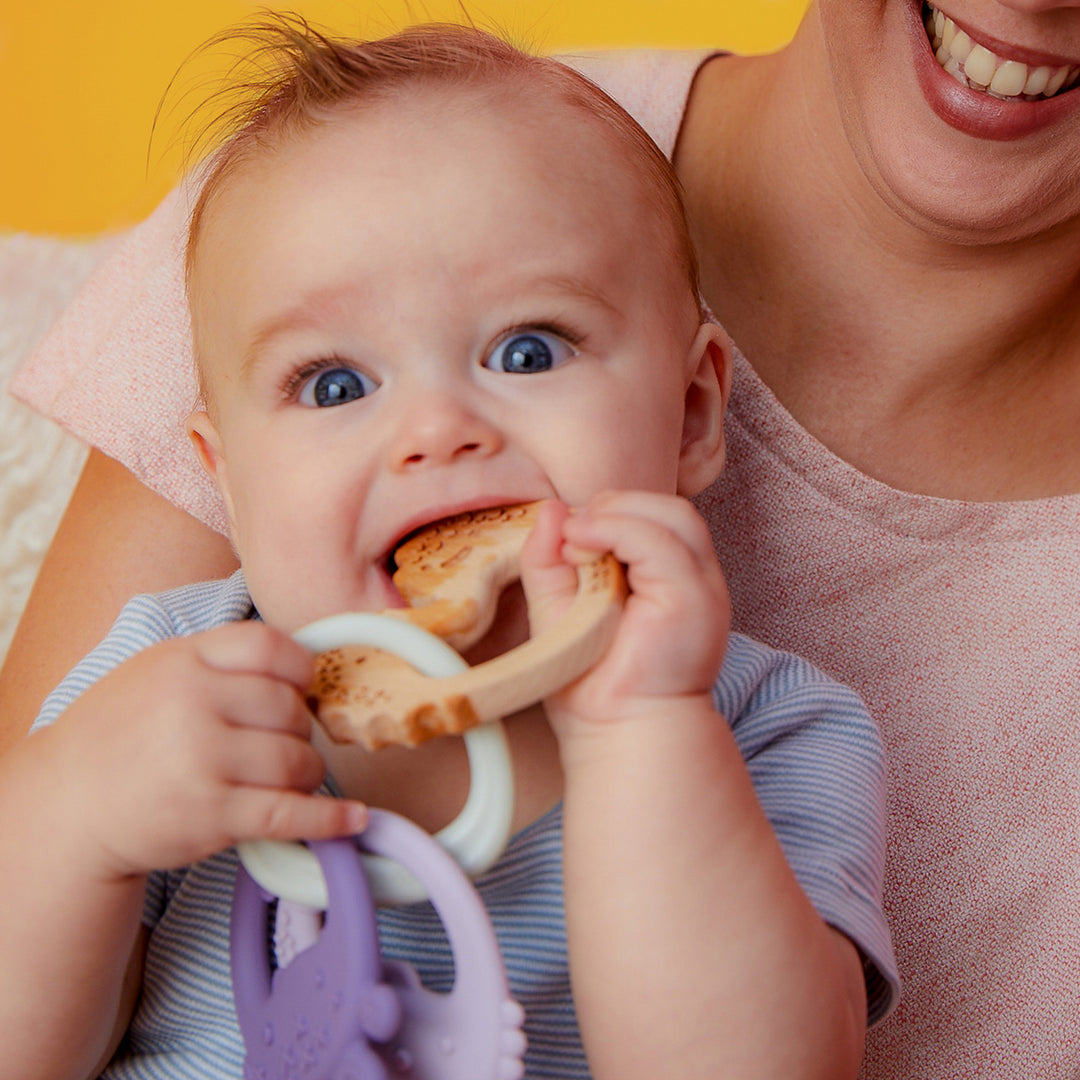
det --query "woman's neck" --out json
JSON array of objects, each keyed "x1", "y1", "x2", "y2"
[{"x1": 676, "y1": 41, "x2": 1080, "y2": 501}]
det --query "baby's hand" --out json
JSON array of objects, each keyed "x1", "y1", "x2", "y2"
[
  {"x1": 521, "y1": 493, "x2": 731, "y2": 733},
  {"x1": 45, "y1": 622, "x2": 366, "y2": 881}
]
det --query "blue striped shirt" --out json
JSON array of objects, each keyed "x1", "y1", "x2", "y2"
[{"x1": 32, "y1": 571, "x2": 899, "y2": 1078}]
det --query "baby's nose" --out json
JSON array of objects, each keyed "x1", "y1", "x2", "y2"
[{"x1": 388, "y1": 394, "x2": 503, "y2": 471}]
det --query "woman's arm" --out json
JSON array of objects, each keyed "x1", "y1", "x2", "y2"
[{"x1": 0, "y1": 449, "x2": 238, "y2": 755}]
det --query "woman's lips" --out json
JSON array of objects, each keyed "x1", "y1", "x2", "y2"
[
  {"x1": 926, "y1": 2, "x2": 1079, "y2": 96},
  {"x1": 909, "y1": 1, "x2": 1080, "y2": 140}
]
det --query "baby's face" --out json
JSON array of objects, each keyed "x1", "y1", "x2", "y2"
[{"x1": 188, "y1": 87, "x2": 725, "y2": 632}]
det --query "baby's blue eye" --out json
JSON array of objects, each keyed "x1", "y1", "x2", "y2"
[
  {"x1": 486, "y1": 331, "x2": 574, "y2": 374},
  {"x1": 298, "y1": 366, "x2": 377, "y2": 407}
]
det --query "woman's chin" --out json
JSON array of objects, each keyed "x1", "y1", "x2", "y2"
[{"x1": 864, "y1": 136, "x2": 1080, "y2": 242}]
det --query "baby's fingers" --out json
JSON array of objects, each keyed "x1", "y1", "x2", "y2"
[
  {"x1": 555, "y1": 493, "x2": 729, "y2": 700},
  {"x1": 209, "y1": 670, "x2": 315, "y2": 739},
  {"x1": 565, "y1": 491, "x2": 719, "y2": 577},
  {"x1": 194, "y1": 621, "x2": 315, "y2": 690},
  {"x1": 228, "y1": 788, "x2": 368, "y2": 844},
  {"x1": 570, "y1": 505, "x2": 722, "y2": 608},
  {"x1": 222, "y1": 727, "x2": 328, "y2": 793},
  {"x1": 520, "y1": 499, "x2": 582, "y2": 634}
]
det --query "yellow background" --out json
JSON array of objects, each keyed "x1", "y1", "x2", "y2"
[{"x1": 0, "y1": 1, "x2": 808, "y2": 236}]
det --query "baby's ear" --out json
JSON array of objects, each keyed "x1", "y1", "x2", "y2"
[
  {"x1": 187, "y1": 411, "x2": 238, "y2": 539},
  {"x1": 676, "y1": 321, "x2": 733, "y2": 497}
]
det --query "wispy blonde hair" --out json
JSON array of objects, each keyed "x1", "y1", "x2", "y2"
[{"x1": 180, "y1": 15, "x2": 699, "y2": 298}]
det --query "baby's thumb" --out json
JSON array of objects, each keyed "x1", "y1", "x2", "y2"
[{"x1": 519, "y1": 500, "x2": 580, "y2": 635}]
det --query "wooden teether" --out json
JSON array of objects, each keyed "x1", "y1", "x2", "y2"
[{"x1": 311, "y1": 503, "x2": 627, "y2": 749}]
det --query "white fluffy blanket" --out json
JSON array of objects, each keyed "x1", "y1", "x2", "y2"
[{"x1": 0, "y1": 234, "x2": 109, "y2": 665}]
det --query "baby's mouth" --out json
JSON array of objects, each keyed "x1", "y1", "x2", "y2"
[
  {"x1": 384, "y1": 527, "x2": 420, "y2": 580},
  {"x1": 923, "y1": 2, "x2": 1080, "y2": 100}
]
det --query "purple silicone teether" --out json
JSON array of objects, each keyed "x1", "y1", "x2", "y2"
[
  {"x1": 231, "y1": 808, "x2": 525, "y2": 1080},
  {"x1": 356, "y1": 810, "x2": 526, "y2": 1080},
  {"x1": 231, "y1": 837, "x2": 402, "y2": 1080}
]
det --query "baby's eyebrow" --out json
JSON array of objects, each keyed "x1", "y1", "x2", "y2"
[
  {"x1": 240, "y1": 285, "x2": 358, "y2": 380},
  {"x1": 532, "y1": 274, "x2": 622, "y2": 320}
]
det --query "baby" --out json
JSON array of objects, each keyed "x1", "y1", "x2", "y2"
[{"x1": 0, "y1": 21, "x2": 897, "y2": 1080}]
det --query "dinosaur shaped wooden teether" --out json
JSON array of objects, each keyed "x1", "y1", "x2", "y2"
[{"x1": 310, "y1": 503, "x2": 626, "y2": 749}]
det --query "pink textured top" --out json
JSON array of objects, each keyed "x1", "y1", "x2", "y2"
[{"x1": 12, "y1": 48, "x2": 1080, "y2": 1080}]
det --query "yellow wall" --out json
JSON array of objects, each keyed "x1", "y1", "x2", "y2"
[{"x1": 0, "y1": 1, "x2": 808, "y2": 235}]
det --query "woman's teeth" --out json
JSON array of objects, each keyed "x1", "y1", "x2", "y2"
[{"x1": 924, "y1": 3, "x2": 1080, "y2": 100}]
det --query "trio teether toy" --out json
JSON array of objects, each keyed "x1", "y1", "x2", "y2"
[{"x1": 231, "y1": 503, "x2": 626, "y2": 1080}]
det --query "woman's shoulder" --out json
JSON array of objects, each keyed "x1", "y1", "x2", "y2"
[
  {"x1": 9, "y1": 181, "x2": 230, "y2": 535},
  {"x1": 557, "y1": 48, "x2": 723, "y2": 158}
]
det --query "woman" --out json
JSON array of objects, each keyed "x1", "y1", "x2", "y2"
[{"x1": 4, "y1": 1, "x2": 1079, "y2": 1075}]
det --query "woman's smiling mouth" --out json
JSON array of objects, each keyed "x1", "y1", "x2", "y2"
[{"x1": 923, "y1": 2, "x2": 1080, "y2": 100}]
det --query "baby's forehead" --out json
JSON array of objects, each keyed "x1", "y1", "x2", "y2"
[
  {"x1": 192, "y1": 77, "x2": 688, "y2": 283},
  {"x1": 339, "y1": 91, "x2": 653, "y2": 218}
]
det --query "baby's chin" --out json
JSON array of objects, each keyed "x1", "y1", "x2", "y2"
[{"x1": 255, "y1": 589, "x2": 400, "y2": 638}]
